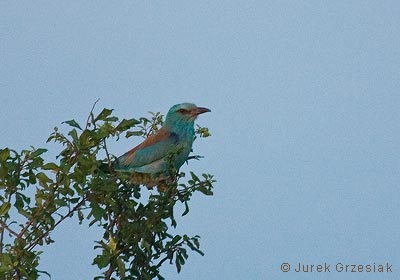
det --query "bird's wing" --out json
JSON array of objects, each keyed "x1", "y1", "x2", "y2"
[{"x1": 115, "y1": 127, "x2": 179, "y2": 170}]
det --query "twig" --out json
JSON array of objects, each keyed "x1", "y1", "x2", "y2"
[
  {"x1": 25, "y1": 198, "x2": 87, "y2": 252},
  {"x1": 18, "y1": 178, "x2": 63, "y2": 240},
  {"x1": 86, "y1": 98, "x2": 100, "y2": 129},
  {"x1": 0, "y1": 219, "x2": 19, "y2": 237},
  {"x1": 17, "y1": 218, "x2": 35, "y2": 239},
  {"x1": 153, "y1": 240, "x2": 185, "y2": 268},
  {"x1": 104, "y1": 263, "x2": 114, "y2": 280},
  {"x1": 103, "y1": 139, "x2": 112, "y2": 166}
]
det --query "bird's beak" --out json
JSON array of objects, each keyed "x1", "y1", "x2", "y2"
[
  {"x1": 190, "y1": 107, "x2": 211, "y2": 119},
  {"x1": 191, "y1": 107, "x2": 211, "y2": 117}
]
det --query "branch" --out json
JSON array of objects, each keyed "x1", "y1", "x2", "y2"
[
  {"x1": 104, "y1": 263, "x2": 115, "y2": 280},
  {"x1": 17, "y1": 217, "x2": 35, "y2": 240},
  {"x1": 0, "y1": 219, "x2": 19, "y2": 237},
  {"x1": 25, "y1": 198, "x2": 87, "y2": 252},
  {"x1": 153, "y1": 240, "x2": 185, "y2": 268},
  {"x1": 103, "y1": 139, "x2": 112, "y2": 166},
  {"x1": 86, "y1": 98, "x2": 100, "y2": 129},
  {"x1": 18, "y1": 176, "x2": 65, "y2": 240}
]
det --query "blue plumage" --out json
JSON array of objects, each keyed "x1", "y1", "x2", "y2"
[{"x1": 113, "y1": 103, "x2": 210, "y2": 188}]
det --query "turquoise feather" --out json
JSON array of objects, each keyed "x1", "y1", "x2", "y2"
[{"x1": 113, "y1": 103, "x2": 210, "y2": 187}]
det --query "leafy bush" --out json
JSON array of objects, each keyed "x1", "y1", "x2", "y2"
[{"x1": 0, "y1": 105, "x2": 215, "y2": 280}]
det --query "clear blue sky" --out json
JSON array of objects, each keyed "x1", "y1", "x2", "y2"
[{"x1": 1, "y1": 1, "x2": 399, "y2": 279}]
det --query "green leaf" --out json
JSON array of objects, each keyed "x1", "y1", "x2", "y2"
[
  {"x1": 125, "y1": 131, "x2": 144, "y2": 138},
  {"x1": 172, "y1": 235, "x2": 181, "y2": 244},
  {"x1": 42, "y1": 162, "x2": 59, "y2": 171},
  {"x1": 186, "y1": 239, "x2": 204, "y2": 256},
  {"x1": 78, "y1": 209, "x2": 84, "y2": 223},
  {"x1": 190, "y1": 246, "x2": 204, "y2": 256},
  {"x1": 14, "y1": 193, "x2": 25, "y2": 211},
  {"x1": 176, "y1": 254, "x2": 183, "y2": 273},
  {"x1": 68, "y1": 129, "x2": 79, "y2": 142},
  {"x1": 104, "y1": 116, "x2": 118, "y2": 122},
  {"x1": 62, "y1": 119, "x2": 82, "y2": 130},
  {"x1": 93, "y1": 254, "x2": 110, "y2": 269},
  {"x1": 95, "y1": 108, "x2": 113, "y2": 121},
  {"x1": 37, "y1": 270, "x2": 51, "y2": 279},
  {"x1": 180, "y1": 248, "x2": 188, "y2": 260},
  {"x1": 0, "y1": 148, "x2": 10, "y2": 162},
  {"x1": 31, "y1": 148, "x2": 47, "y2": 158},
  {"x1": 190, "y1": 172, "x2": 199, "y2": 182},
  {"x1": 0, "y1": 166, "x2": 8, "y2": 179},
  {"x1": 54, "y1": 199, "x2": 68, "y2": 207},
  {"x1": 90, "y1": 202, "x2": 105, "y2": 220},
  {"x1": 117, "y1": 257, "x2": 126, "y2": 278},
  {"x1": 198, "y1": 186, "x2": 213, "y2": 196},
  {"x1": 193, "y1": 236, "x2": 200, "y2": 248},
  {"x1": 37, "y1": 172, "x2": 52, "y2": 185},
  {"x1": 28, "y1": 170, "x2": 37, "y2": 184},
  {"x1": 116, "y1": 118, "x2": 140, "y2": 131},
  {"x1": 0, "y1": 202, "x2": 11, "y2": 215},
  {"x1": 79, "y1": 129, "x2": 93, "y2": 147},
  {"x1": 182, "y1": 201, "x2": 189, "y2": 216},
  {"x1": 195, "y1": 125, "x2": 211, "y2": 138}
]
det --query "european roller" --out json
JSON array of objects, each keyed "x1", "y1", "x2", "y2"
[{"x1": 112, "y1": 103, "x2": 210, "y2": 189}]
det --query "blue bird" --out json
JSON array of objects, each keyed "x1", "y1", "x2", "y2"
[{"x1": 113, "y1": 103, "x2": 210, "y2": 188}]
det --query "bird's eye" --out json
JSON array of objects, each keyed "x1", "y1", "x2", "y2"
[{"x1": 178, "y1": 109, "x2": 188, "y2": 114}]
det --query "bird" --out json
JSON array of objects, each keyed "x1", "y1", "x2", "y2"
[{"x1": 112, "y1": 103, "x2": 210, "y2": 189}]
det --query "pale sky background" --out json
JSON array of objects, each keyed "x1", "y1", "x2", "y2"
[{"x1": 1, "y1": 1, "x2": 400, "y2": 279}]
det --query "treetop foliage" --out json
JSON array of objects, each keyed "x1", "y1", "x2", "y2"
[{"x1": 0, "y1": 104, "x2": 215, "y2": 280}]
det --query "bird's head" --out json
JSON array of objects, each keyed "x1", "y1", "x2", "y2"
[{"x1": 164, "y1": 103, "x2": 211, "y2": 128}]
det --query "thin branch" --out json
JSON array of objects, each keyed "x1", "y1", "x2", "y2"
[
  {"x1": 103, "y1": 139, "x2": 112, "y2": 166},
  {"x1": 153, "y1": 240, "x2": 185, "y2": 268},
  {"x1": 18, "y1": 178, "x2": 64, "y2": 240},
  {"x1": 25, "y1": 198, "x2": 87, "y2": 252},
  {"x1": 86, "y1": 98, "x2": 100, "y2": 129},
  {"x1": 0, "y1": 219, "x2": 19, "y2": 237},
  {"x1": 155, "y1": 254, "x2": 172, "y2": 269},
  {"x1": 17, "y1": 218, "x2": 35, "y2": 239},
  {"x1": 104, "y1": 263, "x2": 115, "y2": 280}
]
